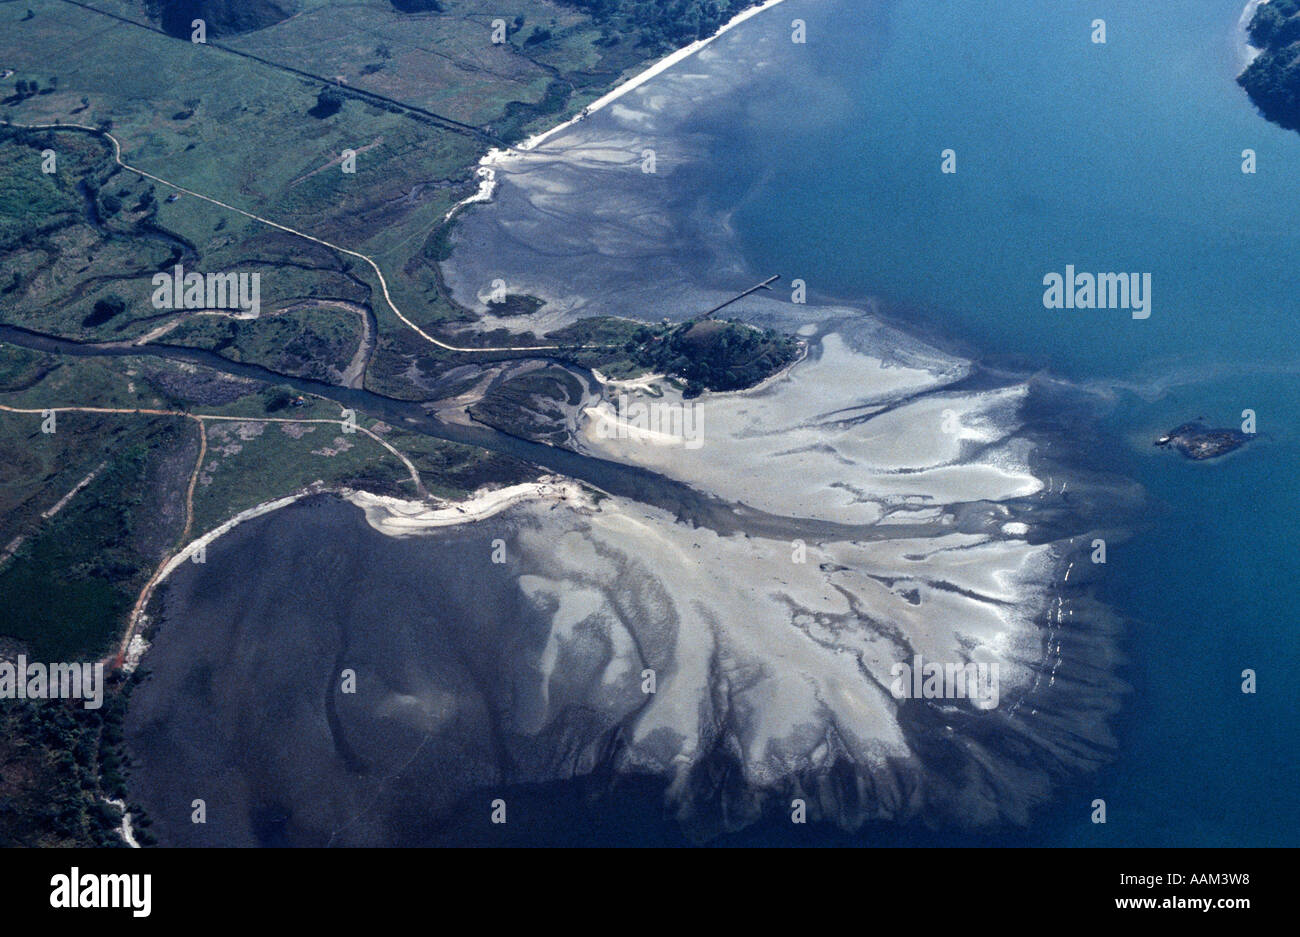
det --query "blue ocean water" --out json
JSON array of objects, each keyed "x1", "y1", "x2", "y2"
[
  {"x1": 118, "y1": 0, "x2": 1296, "y2": 848},
  {"x1": 695, "y1": 0, "x2": 1297, "y2": 846}
]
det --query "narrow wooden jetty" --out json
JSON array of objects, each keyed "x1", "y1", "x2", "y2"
[{"x1": 691, "y1": 275, "x2": 780, "y2": 322}]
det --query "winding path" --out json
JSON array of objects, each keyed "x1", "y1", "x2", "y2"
[
  {"x1": 3, "y1": 121, "x2": 591, "y2": 354},
  {"x1": 0, "y1": 401, "x2": 425, "y2": 665}
]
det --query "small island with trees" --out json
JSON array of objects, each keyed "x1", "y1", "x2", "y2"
[{"x1": 1154, "y1": 420, "x2": 1254, "y2": 461}]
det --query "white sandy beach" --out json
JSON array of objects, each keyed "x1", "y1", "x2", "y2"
[
  {"x1": 512, "y1": 0, "x2": 792, "y2": 155},
  {"x1": 443, "y1": 0, "x2": 790, "y2": 226},
  {"x1": 580, "y1": 331, "x2": 1041, "y2": 526},
  {"x1": 123, "y1": 489, "x2": 320, "y2": 672},
  {"x1": 346, "y1": 477, "x2": 595, "y2": 535},
  {"x1": 130, "y1": 476, "x2": 594, "y2": 667}
]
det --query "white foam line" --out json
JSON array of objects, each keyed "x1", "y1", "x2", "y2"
[
  {"x1": 486, "y1": 0, "x2": 791, "y2": 163},
  {"x1": 1238, "y1": 0, "x2": 1270, "y2": 70}
]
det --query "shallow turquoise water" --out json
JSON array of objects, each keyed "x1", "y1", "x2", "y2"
[{"x1": 710, "y1": 0, "x2": 1298, "y2": 845}]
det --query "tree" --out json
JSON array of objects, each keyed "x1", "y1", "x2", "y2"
[
  {"x1": 308, "y1": 86, "x2": 345, "y2": 119},
  {"x1": 262, "y1": 385, "x2": 296, "y2": 412},
  {"x1": 82, "y1": 295, "x2": 126, "y2": 327}
]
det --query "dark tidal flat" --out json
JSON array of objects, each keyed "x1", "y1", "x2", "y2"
[{"x1": 125, "y1": 495, "x2": 552, "y2": 847}]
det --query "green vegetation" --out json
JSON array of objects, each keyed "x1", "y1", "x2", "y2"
[
  {"x1": 1240, "y1": 0, "x2": 1300, "y2": 131},
  {"x1": 396, "y1": 430, "x2": 534, "y2": 497},
  {"x1": 0, "y1": 128, "x2": 183, "y2": 340},
  {"x1": 0, "y1": 690, "x2": 150, "y2": 847},
  {"x1": 191, "y1": 417, "x2": 403, "y2": 532},
  {"x1": 554, "y1": 317, "x2": 801, "y2": 396},
  {"x1": 556, "y1": 0, "x2": 764, "y2": 52},
  {"x1": 151, "y1": 0, "x2": 300, "y2": 39},
  {"x1": 0, "y1": 345, "x2": 57, "y2": 393},
  {"x1": 0, "y1": 353, "x2": 199, "y2": 587},
  {"x1": 308, "y1": 85, "x2": 345, "y2": 119},
  {"x1": 486, "y1": 293, "x2": 546, "y2": 317},
  {"x1": 165, "y1": 306, "x2": 363, "y2": 383},
  {"x1": 0, "y1": 136, "x2": 80, "y2": 250},
  {"x1": 0, "y1": 420, "x2": 185, "y2": 660},
  {"x1": 632, "y1": 319, "x2": 799, "y2": 397}
]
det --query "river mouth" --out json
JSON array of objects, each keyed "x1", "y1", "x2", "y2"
[
  {"x1": 112, "y1": 0, "x2": 1143, "y2": 844},
  {"x1": 114, "y1": 311, "x2": 1132, "y2": 844},
  {"x1": 0, "y1": 322, "x2": 770, "y2": 534}
]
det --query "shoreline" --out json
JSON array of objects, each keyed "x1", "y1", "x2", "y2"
[
  {"x1": 512, "y1": 0, "x2": 791, "y2": 155},
  {"x1": 1237, "y1": 0, "x2": 1270, "y2": 70},
  {"x1": 441, "y1": 164, "x2": 497, "y2": 223},
  {"x1": 120, "y1": 487, "x2": 321, "y2": 672},
  {"x1": 124, "y1": 477, "x2": 593, "y2": 670},
  {"x1": 443, "y1": 0, "x2": 790, "y2": 226}
]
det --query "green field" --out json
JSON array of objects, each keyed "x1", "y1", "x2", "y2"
[
  {"x1": 164, "y1": 305, "x2": 364, "y2": 382},
  {"x1": 0, "y1": 0, "x2": 735, "y2": 364}
]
